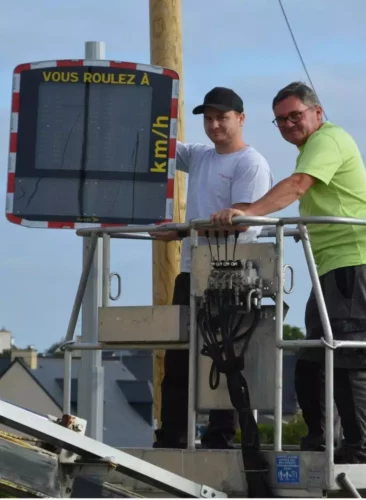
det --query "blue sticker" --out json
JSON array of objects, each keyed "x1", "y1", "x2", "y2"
[{"x1": 276, "y1": 455, "x2": 300, "y2": 484}]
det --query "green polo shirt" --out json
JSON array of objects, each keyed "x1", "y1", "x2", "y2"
[{"x1": 295, "y1": 121, "x2": 366, "y2": 276}]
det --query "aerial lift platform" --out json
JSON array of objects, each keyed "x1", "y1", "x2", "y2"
[{"x1": 2, "y1": 215, "x2": 366, "y2": 498}]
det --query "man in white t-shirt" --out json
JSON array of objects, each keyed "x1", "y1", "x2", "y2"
[{"x1": 152, "y1": 87, "x2": 273, "y2": 449}]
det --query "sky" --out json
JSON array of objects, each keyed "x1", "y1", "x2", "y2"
[{"x1": 0, "y1": 0, "x2": 365, "y2": 351}]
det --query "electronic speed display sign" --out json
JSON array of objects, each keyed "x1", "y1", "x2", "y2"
[{"x1": 6, "y1": 60, "x2": 179, "y2": 229}]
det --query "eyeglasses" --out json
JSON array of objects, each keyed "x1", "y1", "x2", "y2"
[{"x1": 272, "y1": 107, "x2": 311, "y2": 128}]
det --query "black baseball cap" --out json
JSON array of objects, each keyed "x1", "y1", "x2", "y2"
[{"x1": 192, "y1": 87, "x2": 244, "y2": 115}]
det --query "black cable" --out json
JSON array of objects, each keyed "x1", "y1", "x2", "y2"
[
  {"x1": 205, "y1": 230, "x2": 213, "y2": 261},
  {"x1": 197, "y1": 289, "x2": 274, "y2": 497},
  {"x1": 200, "y1": 305, "x2": 260, "y2": 390},
  {"x1": 214, "y1": 231, "x2": 220, "y2": 261},
  {"x1": 224, "y1": 230, "x2": 229, "y2": 261},
  {"x1": 278, "y1": 0, "x2": 328, "y2": 121},
  {"x1": 233, "y1": 230, "x2": 239, "y2": 260}
]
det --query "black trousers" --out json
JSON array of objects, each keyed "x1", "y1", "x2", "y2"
[
  {"x1": 296, "y1": 359, "x2": 366, "y2": 452},
  {"x1": 296, "y1": 264, "x2": 366, "y2": 457},
  {"x1": 158, "y1": 272, "x2": 236, "y2": 445}
]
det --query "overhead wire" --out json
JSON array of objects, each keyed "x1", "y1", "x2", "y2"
[{"x1": 278, "y1": 0, "x2": 329, "y2": 121}]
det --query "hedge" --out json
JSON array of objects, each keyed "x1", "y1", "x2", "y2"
[{"x1": 236, "y1": 412, "x2": 307, "y2": 445}]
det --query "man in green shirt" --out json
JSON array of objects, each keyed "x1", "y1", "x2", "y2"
[{"x1": 210, "y1": 81, "x2": 366, "y2": 463}]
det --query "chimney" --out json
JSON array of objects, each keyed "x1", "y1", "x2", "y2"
[
  {"x1": 0, "y1": 329, "x2": 12, "y2": 353},
  {"x1": 11, "y1": 346, "x2": 37, "y2": 369}
]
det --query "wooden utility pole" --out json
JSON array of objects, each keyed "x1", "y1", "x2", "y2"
[{"x1": 149, "y1": 0, "x2": 186, "y2": 429}]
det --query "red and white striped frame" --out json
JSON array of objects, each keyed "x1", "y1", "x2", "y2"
[{"x1": 6, "y1": 59, "x2": 179, "y2": 229}]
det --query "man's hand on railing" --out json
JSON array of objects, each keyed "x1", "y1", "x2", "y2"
[
  {"x1": 150, "y1": 230, "x2": 182, "y2": 241},
  {"x1": 210, "y1": 207, "x2": 246, "y2": 225},
  {"x1": 149, "y1": 224, "x2": 189, "y2": 241}
]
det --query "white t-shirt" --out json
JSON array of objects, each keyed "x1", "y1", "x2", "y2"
[{"x1": 177, "y1": 142, "x2": 274, "y2": 273}]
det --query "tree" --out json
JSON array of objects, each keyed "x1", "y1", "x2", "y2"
[
  {"x1": 43, "y1": 339, "x2": 65, "y2": 357},
  {"x1": 283, "y1": 324, "x2": 305, "y2": 340}
]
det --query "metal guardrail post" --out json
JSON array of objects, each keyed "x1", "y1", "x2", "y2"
[
  {"x1": 63, "y1": 349, "x2": 72, "y2": 414},
  {"x1": 274, "y1": 224, "x2": 284, "y2": 451},
  {"x1": 298, "y1": 223, "x2": 334, "y2": 487},
  {"x1": 187, "y1": 227, "x2": 199, "y2": 450},
  {"x1": 65, "y1": 233, "x2": 98, "y2": 342}
]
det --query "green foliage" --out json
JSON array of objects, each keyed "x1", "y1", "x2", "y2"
[
  {"x1": 281, "y1": 413, "x2": 308, "y2": 445},
  {"x1": 236, "y1": 412, "x2": 308, "y2": 446},
  {"x1": 283, "y1": 324, "x2": 305, "y2": 340},
  {"x1": 256, "y1": 423, "x2": 274, "y2": 445},
  {"x1": 43, "y1": 339, "x2": 64, "y2": 357}
]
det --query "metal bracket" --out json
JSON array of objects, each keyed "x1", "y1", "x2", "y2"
[
  {"x1": 201, "y1": 485, "x2": 223, "y2": 498},
  {"x1": 283, "y1": 264, "x2": 295, "y2": 294},
  {"x1": 109, "y1": 272, "x2": 121, "y2": 301}
]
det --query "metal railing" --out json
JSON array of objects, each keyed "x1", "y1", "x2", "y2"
[{"x1": 59, "y1": 215, "x2": 366, "y2": 490}]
